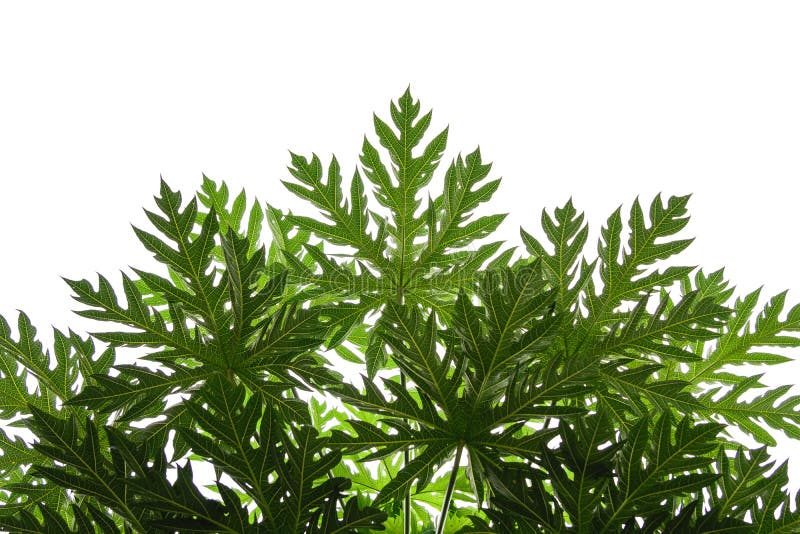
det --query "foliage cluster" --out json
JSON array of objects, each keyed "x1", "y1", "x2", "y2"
[{"x1": 1, "y1": 90, "x2": 800, "y2": 533}]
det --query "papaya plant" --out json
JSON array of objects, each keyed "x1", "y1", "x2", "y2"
[{"x1": 1, "y1": 89, "x2": 800, "y2": 532}]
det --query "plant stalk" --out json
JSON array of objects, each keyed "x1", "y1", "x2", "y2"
[
  {"x1": 436, "y1": 445, "x2": 464, "y2": 534},
  {"x1": 397, "y1": 283, "x2": 412, "y2": 534},
  {"x1": 402, "y1": 374, "x2": 411, "y2": 534}
]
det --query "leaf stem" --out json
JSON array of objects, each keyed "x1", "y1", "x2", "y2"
[
  {"x1": 401, "y1": 373, "x2": 411, "y2": 534},
  {"x1": 436, "y1": 445, "x2": 463, "y2": 534},
  {"x1": 396, "y1": 283, "x2": 412, "y2": 534}
]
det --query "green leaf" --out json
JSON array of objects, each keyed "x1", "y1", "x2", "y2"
[
  {"x1": 598, "y1": 362, "x2": 701, "y2": 418},
  {"x1": 542, "y1": 409, "x2": 619, "y2": 533},
  {"x1": 596, "y1": 412, "x2": 722, "y2": 532},
  {"x1": 453, "y1": 263, "x2": 559, "y2": 409},
  {"x1": 281, "y1": 89, "x2": 508, "y2": 375},
  {"x1": 25, "y1": 408, "x2": 147, "y2": 531},
  {"x1": 283, "y1": 153, "x2": 387, "y2": 270},
  {"x1": 521, "y1": 198, "x2": 591, "y2": 313},
  {"x1": 67, "y1": 364, "x2": 212, "y2": 416},
  {"x1": 178, "y1": 377, "x2": 386, "y2": 533},
  {"x1": 377, "y1": 304, "x2": 460, "y2": 416},
  {"x1": 420, "y1": 148, "x2": 505, "y2": 264},
  {"x1": 482, "y1": 463, "x2": 564, "y2": 532},
  {"x1": 65, "y1": 272, "x2": 203, "y2": 362},
  {"x1": 596, "y1": 290, "x2": 729, "y2": 362},
  {"x1": 7, "y1": 91, "x2": 800, "y2": 532},
  {"x1": 362, "y1": 89, "x2": 448, "y2": 276},
  {"x1": 0, "y1": 313, "x2": 115, "y2": 519},
  {"x1": 373, "y1": 444, "x2": 452, "y2": 508},
  {"x1": 573, "y1": 195, "x2": 696, "y2": 353},
  {"x1": 698, "y1": 374, "x2": 800, "y2": 445}
]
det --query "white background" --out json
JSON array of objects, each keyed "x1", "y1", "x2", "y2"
[{"x1": 2, "y1": 2, "x2": 800, "y2": 488}]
